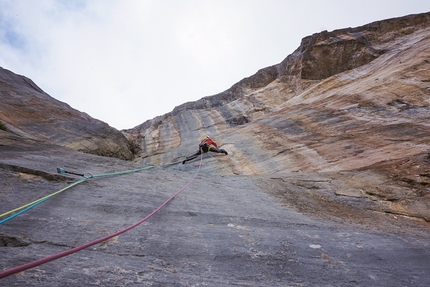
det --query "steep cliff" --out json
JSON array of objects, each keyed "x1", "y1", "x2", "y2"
[
  {"x1": 124, "y1": 12, "x2": 430, "y2": 221},
  {"x1": 0, "y1": 67, "x2": 134, "y2": 160},
  {"x1": 1, "y1": 12, "x2": 430, "y2": 286}
]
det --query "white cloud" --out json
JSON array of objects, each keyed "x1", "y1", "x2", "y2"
[
  {"x1": 1, "y1": 0, "x2": 429, "y2": 129},
  {"x1": 176, "y1": 2, "x2": 244, "y2": 70}
]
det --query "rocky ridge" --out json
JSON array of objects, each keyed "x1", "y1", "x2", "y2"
[{"x1": 0, "y1": 67, "x2": 134, "y2": 160}]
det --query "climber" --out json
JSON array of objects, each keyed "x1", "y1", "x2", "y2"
[{"x1": 182, "y1": 135, "x2": 228, "y2": 164}]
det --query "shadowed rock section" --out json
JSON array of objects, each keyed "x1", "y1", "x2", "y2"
[{"x1": 0, "y1": 67, "x2": 133, "y2": 160}]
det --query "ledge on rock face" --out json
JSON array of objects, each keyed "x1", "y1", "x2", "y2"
[
  {"x1": 227, "y1": 115, "x2": 250, "y2": 127},
  {"x1": 65, "y1": 136, "x2": 134, "y2": 160},
  {"x1": 299, "y1": 34, "x2": 384, "y2": 80}
]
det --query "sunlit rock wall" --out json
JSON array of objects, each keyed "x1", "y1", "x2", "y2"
[{"x1": 125, "y1": 12, "x2": 430, "y2": 175}]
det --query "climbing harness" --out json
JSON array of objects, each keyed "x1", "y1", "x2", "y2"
[{"x1": 0, "y1": 154, "x2": 203, "y2": 279}]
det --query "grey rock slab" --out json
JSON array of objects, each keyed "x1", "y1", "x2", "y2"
[{"x1": 1, "y1": 144, "x2": 429, "y2": 286}]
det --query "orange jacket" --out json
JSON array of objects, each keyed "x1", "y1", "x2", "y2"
[{"x1": 201, "y1": 137, "x2": 218, "y2": 147}]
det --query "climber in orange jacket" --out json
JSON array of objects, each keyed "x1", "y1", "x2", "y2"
[{"x1": 182, "y1": 135, "x2": 228, "y2": 164}]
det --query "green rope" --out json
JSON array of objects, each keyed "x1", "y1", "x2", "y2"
[
  {"x1": 0, "y1": 165, "x2": 159, "y2": 223},
  {"x1": 0, "y1": 177, "x2": 89, "y2": 220}
]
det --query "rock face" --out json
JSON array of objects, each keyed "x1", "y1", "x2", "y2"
[
  {"x1": 0, "y1": 67, "x2": 134, "y2": 160},
  {"x1": 1, "y1": 12, "x2": 430, "y2": 286},
  {"x1": 124, "y1": 12, "x2": 430, "y2": 222},
  {"x1": 1, "y1": 142, "x2": 429, "y2": 286}
]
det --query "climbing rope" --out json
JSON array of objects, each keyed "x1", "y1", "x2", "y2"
[
  {"x1": 0, "y1": 177, "x2": 89, "y2": 224},
  {"x1": 0, "y1": 166, "x2": 156, "y2": 225},
  {"x1": 0, "y1": 149, "x2": 232, "y2": 225},
  {"x1": 0, "y1": 153, "x2": 203, "y2": 279}
]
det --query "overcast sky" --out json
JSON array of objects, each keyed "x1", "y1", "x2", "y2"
[{"x1": 1, "y1": 1, "x2": 429, "y2": 130}]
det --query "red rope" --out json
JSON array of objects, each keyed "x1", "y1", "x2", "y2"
[{"x1": 0, "y1": 154, "x2": 203, "y2": 279}]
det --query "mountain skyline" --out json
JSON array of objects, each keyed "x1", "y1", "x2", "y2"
[{"x1": 1, "y1": 1, "x2": 429, "y2": 129}]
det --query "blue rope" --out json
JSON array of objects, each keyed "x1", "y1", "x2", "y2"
[{"x1": 0, "y1": 197, "x2": 50, "y2": 225}]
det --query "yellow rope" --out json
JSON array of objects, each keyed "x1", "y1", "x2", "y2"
[
  {"x1": 0, "y1": 178, "x2": 88, "y2": 219},
  {"x1": 0, "y1": 165, "x2": 157, "y2": 219}
]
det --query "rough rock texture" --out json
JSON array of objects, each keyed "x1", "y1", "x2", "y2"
[
  {"x1": 1, "y1": 12, "x2": 430, "y2": 286},
  {"x1": 1, "y1": 139, "x2": 429, "y2": 286},
  {"x1": 124, "y1": 12, "x2": 430, "y2": 222},
  {"x1": 0, "y1": 67, "x2": 134, "y2": 160}
]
